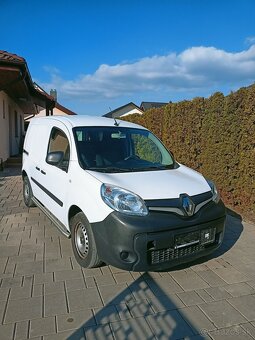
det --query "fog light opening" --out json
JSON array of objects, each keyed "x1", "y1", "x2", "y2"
[
  {"x1": 119, "y1": 250, "x2": 136, "y2": 263},
  {"x1": 120, "y1": 251, "x2": 129, "y2": 261}
]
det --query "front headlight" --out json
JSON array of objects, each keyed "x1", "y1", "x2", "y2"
[
  {"x1": 101, "y1": 184, "x2": 148, "y2": 216},
  {"x1": 206, "y1": 179, "x2": 220, "y2": 203}
]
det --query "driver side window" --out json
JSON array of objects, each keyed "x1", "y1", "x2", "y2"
[{"x1": 47, "y1": 128, "x2": 70, "y2": 172}]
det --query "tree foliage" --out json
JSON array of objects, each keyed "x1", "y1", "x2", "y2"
[{"x1": 122, "y1": 84, "x2": 255, "y2": 218}]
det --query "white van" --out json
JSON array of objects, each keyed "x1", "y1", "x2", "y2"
[{"x1": 22, "y1": 116, "x2": 225, "y2": 271}]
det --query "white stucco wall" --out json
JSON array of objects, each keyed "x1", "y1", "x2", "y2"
[
  {"x1": 0, "y1": 91, "x2": 24, "y2": 162},
  {"x1": 111, "y1": 105, "x2": 143, "y2": 118}
]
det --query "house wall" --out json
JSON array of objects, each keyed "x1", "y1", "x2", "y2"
[
  {"x1": 111, "y1": 105, "x2": 143, "y2": 118},
  {"x1": 36, "y1": 107, "x2": 70, "y2": 117},
  {"x1": 0, "y1": 91, "x2": 24, "y2": 163}
]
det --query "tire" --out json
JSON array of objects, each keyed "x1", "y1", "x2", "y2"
[
  {"x1": 70, "y1": 212, "x2": 101, "y2": 268},
  {"x1": 23, "y1": 176, "x2": 36, "y2": 207}
]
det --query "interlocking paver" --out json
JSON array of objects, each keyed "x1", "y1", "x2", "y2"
[
  {"x1": 149, "y1": 294, "x2": 185, "y2": 312},
  {"x1": 95, "y1": 274, "x2": 116, "y2": 287},
  {"x1": 0, "y1": 245, "x2": 19, "y2": 257},
  {"x1": 179, "y1": 305, "x2": 216, "y2": 334},
  {"x1": 223, "y1": 282, "x2": 255, "y2": 297},
  {"x1": 32, "y1": 283, "x2": 43, "y2": 297},
  {"x1": 0, "y1": 323, "x2": 15, "y2": 340},
  {"x1": 65, "y1": 278, "x2": 86, "y2": 291},
  {"x1": 84, "y1": 324, "x2": 113, "y2": 340},
  {"x1": 241, "y1": 322, "x2": 255, "y2": 339},
  {"x1": 9, "y1": 285, "x2": 31, "y2": 300},
  {"x1": 45, "y1": 258, "x2": 72, "y2": 272},
  {"x1": 56, "y1": 309, "x2": 95, "y2": 332},
  {"x1": 14, "y1": 320, "x2": 29, "y2": 340},
  {"x1": 196, "y1": 289, "x2": 214, "y2": 303},
  {"x1": 204, "y1": 286, "x2": 232, "y2": 301},
  {"x1": 0, "y1": 287, "x2": 10, "y2": 301},
  {"x1": 209, "y1": 325, "x2": 253, "y2": 340},
  {"x1": 44, "y1": 292, "x2": 68, "y2": 317},
  {"x1": 196, "y1": 269, "x2": 227, "y2": 287},
  {"x1": 29, "y1": 316, "x2": 56, "y2": 338},
  {"x1": 127, "y1": 300, "x2": 154, "y2": 317},
  {"x1": 228, "y1": 295, "x2": 255, "y2": 321},
  {"x1": 113, "y1": 272, "x2": 134, "y2": 284},
  {"x1": 94, "y1": 305, "x2": 120, "y2": 324},
  {"x1": 146, "y1": 310, "x2": 194, "y2": 339},
  {"x1": 177, "y1": 290, "x2": 205, "y2": 306},
  {"x1": 44, "y1": 328, "x2": 85, "y2": 340},
  {"x1": 199, "y1": 300, "x2": 247, "y2": 328},
  {"x1": 44, "y1": 281, "x2": 65, "y2": 295},
  {"x1": 146, "y1": 276, "x2": 184, "y2": 295},
  {"x1": 15, "y1": 260, "x2": 43, "y2": 275},
  {"x1": 111, "y1": 317, "x2": 154, "y2": 340},
  {"x1": 4, "y1": 296, "x2": 42, "y2": 323},
  {"x1": 54, "y1": 269, "x2": 83, "y2": 282},
  {"x1": 170, "y1": 270, "x2": 210, "y2": 291},
  {"x1": 98, "y1": 283, "x2": 134, "y2": 305},
  {"x1": 1, "y1": 276, "x2": 22, "y2": 288},
  {"x1": 211, "y1": 267, "x2": 249, "y2": 284},
  {"x1": 68, "y1": 288, "x2": 103, "y2": 311}
]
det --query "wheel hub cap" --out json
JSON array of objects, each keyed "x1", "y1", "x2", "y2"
[{"x1": 75, "y1": 222, "x2": 89, "y2": 258}]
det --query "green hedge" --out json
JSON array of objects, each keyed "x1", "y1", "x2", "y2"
[{"x1": 122, "y1": 84, "x2": 255, "y2": 218}]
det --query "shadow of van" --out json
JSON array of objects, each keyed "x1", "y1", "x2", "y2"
[{"x1": 66, "y1": 272, "x2": 212, "y2": 340}]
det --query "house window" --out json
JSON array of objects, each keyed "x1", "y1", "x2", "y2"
[
  {"x1": 14, "y1": 110, "x2": 18, "y2": 137},
  {"x1": 3, "y1": 100, "x2": 5, "y2": 119}
]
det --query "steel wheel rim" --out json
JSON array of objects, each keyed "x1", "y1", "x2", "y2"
[{"x1": 75, "y1": 222, "x2": 89, "y2": 259}]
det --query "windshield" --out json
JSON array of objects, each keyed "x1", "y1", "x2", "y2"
[{"x1": 73, "y1": 126, "x2": 175, "y2": 173}]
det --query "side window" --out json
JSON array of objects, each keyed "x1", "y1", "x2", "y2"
[
  {"x1": 131, "y1": 133, "x2": 162, "y2": 163},
  {"x1": 47, "y1": 128, "x2": 70, "y2": 172}
]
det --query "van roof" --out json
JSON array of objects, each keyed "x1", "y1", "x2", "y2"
[{"x1": 30, "y1": 115, "x2": 146, "y2": 130}]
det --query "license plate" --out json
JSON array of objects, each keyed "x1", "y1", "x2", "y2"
[
  {"x1": 175, "y1": 227, "x2": 216, "y2": 249},
  {"x1": 175, "y1": 231, "x2": 200, "y2": 249}
]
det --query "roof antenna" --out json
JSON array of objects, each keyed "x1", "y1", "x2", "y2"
[
  {"x1": 114, "y1": 118, "x2": 120, "y2": 126},
  {"x1": 109, "y1": 107, "x2": 120, "y2": 126}
]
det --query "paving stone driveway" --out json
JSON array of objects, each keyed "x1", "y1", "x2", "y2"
[{"x1": 1, "y1": 168, "x2": 255, "y2": 340}]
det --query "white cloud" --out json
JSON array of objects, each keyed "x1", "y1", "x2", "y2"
[
  {"x1": 42, "y1": 45, "x2": 255, "y2": 101},
  {"x1": 245, "y1": 36, "x2": 255, "y2": 46}
]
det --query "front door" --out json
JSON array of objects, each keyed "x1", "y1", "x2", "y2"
[{"x1": 35, "y1": 123, "x2": 71, "y2": 224}]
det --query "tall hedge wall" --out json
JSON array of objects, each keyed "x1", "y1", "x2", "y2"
[{"x1": 122, "y1": 84, "x2": 255, "y2": 219}]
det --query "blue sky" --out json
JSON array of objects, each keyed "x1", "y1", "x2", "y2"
[{"x1": 1, "y1": 0, "x2": 255, "y2": 115}]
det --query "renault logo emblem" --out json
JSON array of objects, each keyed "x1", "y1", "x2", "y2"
[{"x1": 180, "y1": 194, "x2": 195, "y2": 216}]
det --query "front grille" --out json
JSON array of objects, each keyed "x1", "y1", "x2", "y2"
[{"x1": 149, "y1": 243, "x2": 205, "y2": 265}]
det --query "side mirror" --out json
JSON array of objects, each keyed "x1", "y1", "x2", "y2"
[{"x1": 46, "y1": 151, "x2": 64, "y2": 165}]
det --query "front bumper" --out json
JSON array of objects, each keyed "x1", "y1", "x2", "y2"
[{"x1": 91, "y1": 199, "x2": 226, "y2": 271}]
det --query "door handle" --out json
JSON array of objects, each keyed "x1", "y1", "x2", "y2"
[{"x1": 41, "y1": 170, "x2": 46, "y2": 175}]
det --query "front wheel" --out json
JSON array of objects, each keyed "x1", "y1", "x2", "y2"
[
  {"x1": 23, "y1": 176, "x2": 36, "y2": 207},
  {"x1": 70, "y1": 212, "x2": 101, "y2": 268}
]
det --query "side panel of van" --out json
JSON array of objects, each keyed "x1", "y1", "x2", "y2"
[{"x1": 23, "y1": 123, "x2": 51, "y2": 201}]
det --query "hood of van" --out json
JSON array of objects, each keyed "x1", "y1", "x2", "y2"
[{"x1": 87, "y1": 164, "x2": 210, "y2": 200}]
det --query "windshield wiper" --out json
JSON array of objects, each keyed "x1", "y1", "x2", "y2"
[
  {"x1": 86, "y1": 167, "x2": 134, "y2": 173},
  {"x1": 136, "y1": 165, "x2": 173, "y2": 171}
]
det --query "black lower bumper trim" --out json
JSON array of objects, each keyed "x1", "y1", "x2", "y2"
[{"x1": 91, "y1": 200, "x2": 226, "y2": 271}]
